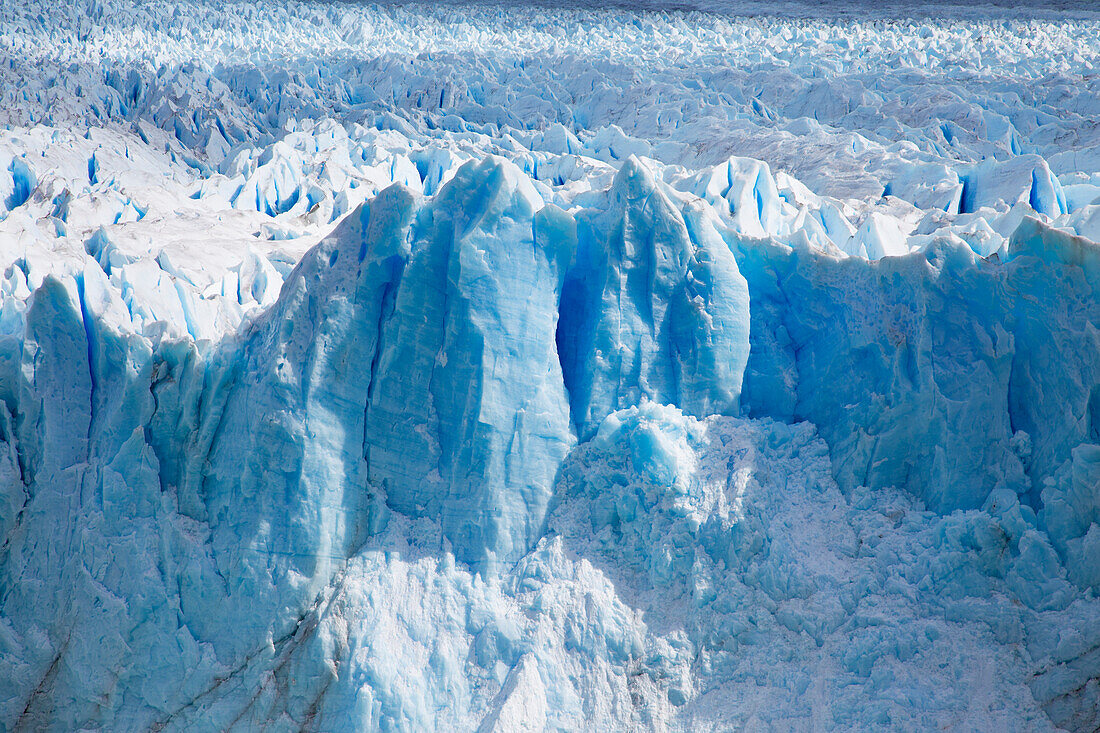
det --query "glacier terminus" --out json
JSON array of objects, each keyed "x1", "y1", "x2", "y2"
[{"x1": 2, "y1": 0, "x2": 1100, "y2": 729}]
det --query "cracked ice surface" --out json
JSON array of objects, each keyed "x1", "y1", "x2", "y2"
[{"x1": 2, "y1": 0, "x2": 1100, "y2": 730}]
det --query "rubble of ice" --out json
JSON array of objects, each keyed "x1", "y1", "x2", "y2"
[{"x1": 2, "y1": 0, "x2": 1100, "y2": 729}]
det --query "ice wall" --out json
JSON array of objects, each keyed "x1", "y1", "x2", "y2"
[
  {"x1": 3, "y1": 152, "x2": 1100, "y2": 730},
  {"x1": 3, "y1": 0, "x2": 1100, "y2": 730},
  {"x1": 737, "y1": 217, "x2": 1100, "y2": 518}
]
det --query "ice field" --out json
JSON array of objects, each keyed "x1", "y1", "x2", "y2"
[{"x1": 2, "y1": 0, "x2": 1100, "y2": 729}]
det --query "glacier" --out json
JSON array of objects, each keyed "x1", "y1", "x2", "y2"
[{"x1": 2, "y1": 0, "x2": 1100, "y2": 730}]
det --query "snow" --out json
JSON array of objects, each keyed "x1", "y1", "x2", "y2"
[{"x1": 1, "y1": 0, "x2": 1100, "y2": 730}]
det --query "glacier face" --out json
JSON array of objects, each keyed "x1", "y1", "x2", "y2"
[{"x1": 3, "y1": 0, "x2": 1100, "y2": 730}]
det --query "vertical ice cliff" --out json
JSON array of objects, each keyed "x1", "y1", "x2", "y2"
[
  {"x1": 4, "y1": 0, "x2": 1100, "y2": 729},
  {"x1": 735, "y1": 216, "x2": 1100, "y2": 519},
  {"x1": 177, "y1": 153, "x2": 752, "y2": 573},
  {"x1": 558, "y1": 156, "x2": 750, "y2": 439},
  {"x1": 187, "y1": 154, "x2": 752, "y2": 571},
  {"x1": 5, "y1": 149, "x2": 1100, "y2": 731},
  {"x1": 359, "y1": 158, "x2": 576, "y2": 567},
  {"x1": 0, "y1": 153, "x2": 760, "y2": 729}
]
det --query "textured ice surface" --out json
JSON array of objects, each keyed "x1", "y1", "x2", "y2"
[{"x1": 2, "y1": 0, "x2": 1100, "y2": 730}]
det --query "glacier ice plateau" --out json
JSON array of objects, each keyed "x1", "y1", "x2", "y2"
[{"x1": 2, "y1": 0, "x2": 1100, "y2": 729}]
